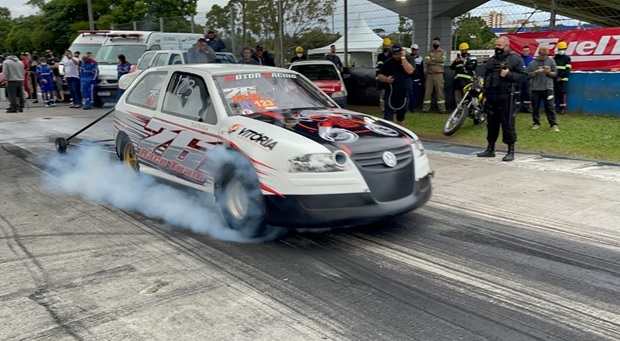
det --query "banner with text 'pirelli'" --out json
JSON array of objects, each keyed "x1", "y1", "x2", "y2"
[{"x1": 504, "y1": 28, "x2": 620, "y2": 71}]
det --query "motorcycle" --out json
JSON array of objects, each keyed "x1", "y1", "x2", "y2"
[{"x1": 443, "y1": 76, "x2": 487, "y2": 136}]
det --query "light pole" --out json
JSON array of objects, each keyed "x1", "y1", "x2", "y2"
[
  {"x1": 86, "y1": 0, "x2": 95, "y2": 30},
  {"x1": 278, "y1": 0, "x2": 285, "y2": 67}
]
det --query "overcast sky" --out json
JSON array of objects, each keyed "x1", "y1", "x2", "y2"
[{"x1": 2, "y1": 0, "x2": 577, "y2": 28}]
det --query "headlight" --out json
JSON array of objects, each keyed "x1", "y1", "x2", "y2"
[
  {"x1": 331, "y1": 91, "x2": 346, "y2": 98},
  {"x1": 288, "y1": 150, "x2": 351, "y2": 173},
  {"x1": 413, "y1": 139, "x2": 426, "y2": 157}
]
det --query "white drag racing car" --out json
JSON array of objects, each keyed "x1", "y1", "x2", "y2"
[{"x1": 113, "y1": 64, "x2": 433, "y2": 237}]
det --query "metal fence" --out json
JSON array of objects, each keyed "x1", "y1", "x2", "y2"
[{"x1": 108, "y1": 0, "x2": 591, "y2": 66}]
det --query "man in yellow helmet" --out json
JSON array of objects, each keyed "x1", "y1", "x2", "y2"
[
  {"x1": 553, "y1": 41, "x2": 571, "y2": 114},
  {"x1": 290, "y1": 46, "x2": 306, "y2": 64},
  {"x1": 376, "y1": 37, "x2": 392, "y2": 116},
  {"x1": 450, "y1": 42, "x2": 477, "y2": 105}
]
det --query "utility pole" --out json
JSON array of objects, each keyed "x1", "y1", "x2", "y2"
[
  {"x1": 550, "y1": 0, "x2": 557, "y2": 30},
  {"x1": 344, "y1": 0, "x2": 348, "y2": 67},
  {"x1": 230, "y1": 7, "x2": 237, "y2": 56},
  {"x1": 278, "y1": 0, "x2": 285, "y2": 67},
  {"x1": 86, "y1": 0, "x2": 95, "y2": 30}
]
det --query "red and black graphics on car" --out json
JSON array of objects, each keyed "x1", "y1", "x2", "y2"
[{"x1": 244, "y1": 110, "x2": 410, "y2": 153}]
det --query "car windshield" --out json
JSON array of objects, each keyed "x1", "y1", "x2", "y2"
[
  {"x1": 214, "y1": 72, "x2": 337, "y2": 116},
  {"x1": 68, "y1": 44, "x2": 102, "y2": 58},
  {"x1": 96, "y1": 45, "x2": 146, "y2": 65},
  {"x1": 290, "y1": 64, "x2": 339, "y2": 80}
]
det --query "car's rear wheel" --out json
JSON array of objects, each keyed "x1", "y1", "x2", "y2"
[
  {"x1": 214, "y1": 155, "x2": 266, "y2": 238},
  {"x1": 120, "y1": 136, "x2": 139, "y2": 171}
]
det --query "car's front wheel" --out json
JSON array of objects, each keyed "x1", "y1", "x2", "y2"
[{"x1": 214, "y1": 155, "x2": 266, "y2": 238}]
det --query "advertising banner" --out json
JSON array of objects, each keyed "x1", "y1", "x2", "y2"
[{"x1": 504, "y1": 28, "x2": 620, "y2": 71}]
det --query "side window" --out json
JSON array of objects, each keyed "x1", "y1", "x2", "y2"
[
  {"x1": 152, "y1": 53, "x2": 169, "y2": 67},
  {"x1": 137, "y1": 52, "x2": 155, "y2": 70},
  {"x1": 169, "y1": 53, "x2": 183, "y2": 65},
  {"x1": 149, "y1": 44, "x2": 162, "y2": 51},
  {"x1": 125, "y1": 71, "x2": 168, "y2": 110},
  {"x1": 162, "y1": 72, "x2": 217, "y2": 124}
]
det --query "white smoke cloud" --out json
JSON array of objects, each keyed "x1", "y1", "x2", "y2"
[{"x1": 39, "y1": 143, "x2": 286, "y2": 243}]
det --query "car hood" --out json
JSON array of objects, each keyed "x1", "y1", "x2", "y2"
[{"x1": 243, "y1": 109, "x2": 411, "y2": 154}]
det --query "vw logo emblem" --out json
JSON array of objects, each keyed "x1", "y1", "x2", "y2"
[{"x1": 382, "y1": 151, "x2": 397, "y2": 167}]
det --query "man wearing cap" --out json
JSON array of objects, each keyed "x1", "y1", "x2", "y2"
[
  {"x1": 408, "y1": 43, "x2": 424, "y2": 112},
  {"x1": 423, "y1": 37, "x2": 447, "y2": 114},
  {"x1": 251, "y1": 45, "x2": 275, "y2": 66},
  {"x1": 2, "y1": 53, "x2": 26, "y2": 113},
  {"x1": 290, "y1": 46, "x2": 306, "y2": 63},
  {"x1": 377, "y1": 43, "x2": 415, "y2": 126},
  {"x1": 206, "y1": 30, "x2": 226, "y2": 52},
  {"x1": 376, "y1": 37, "x2": 392, "y2": 116}
]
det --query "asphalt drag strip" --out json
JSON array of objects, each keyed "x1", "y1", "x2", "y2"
[{"x1": 2, "y1": 140, "x2": 620, "y2": 340}]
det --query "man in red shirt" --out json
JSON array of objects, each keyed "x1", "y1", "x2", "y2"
[{"x1": 20, "y1": 53, "x2": 32, "y2": 100}]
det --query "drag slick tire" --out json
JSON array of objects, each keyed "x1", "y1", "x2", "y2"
[
  {"x1": 213, "y1": 154, "x2": 266, "y2": 238},
  {"x1": 119, "y1": 136, "x2": 139, "y2": 171}
]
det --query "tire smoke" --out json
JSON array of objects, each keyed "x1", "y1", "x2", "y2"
[{"x1": 39, "y1": 144, "x2": 286, "y2": 243}]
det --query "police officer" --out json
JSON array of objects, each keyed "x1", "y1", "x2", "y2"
[
  {"x1": 79, "y1": 54, "x2": 99, "y2": 110},
  {"x1": 554, "y1": 41, "x2": 571, "y2": 114},
  {"x1": 450, "y1": 42, "x2": 477, "y2": 105},
  {"x1": 477, "y1": 36, "x2": 528, "y2": 162},
  {"x1": 376, "y1": 37, "x2": 392, "y2": 116},
  {"x1": 377, "y1": 43, "x2": 415, "y2": 126}
]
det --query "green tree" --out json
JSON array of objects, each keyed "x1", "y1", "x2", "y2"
[
  {"x1": 452, "y1": 14, "x2": 497, "y2": 50},
  {"x1": 205, "y1": 0, "x2": 336, "y2": 63}
]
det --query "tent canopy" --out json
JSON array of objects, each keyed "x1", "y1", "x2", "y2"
[{"x1": 309, "y1": 14, "x2": 383, "y2": 55}]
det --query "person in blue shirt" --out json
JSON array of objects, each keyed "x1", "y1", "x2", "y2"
[
  {"x1": 80, "y1": 55, "x2": 99, "y2": 110},
  {"x1": 36, "y1": 57, "x2": 56, "y2": 107},
  {"x1": 117, "y1": 54, "x2": 131, "y2": 97},
  {"x1": 517, "y1": 45, "x2": 534, "y2": 113}
]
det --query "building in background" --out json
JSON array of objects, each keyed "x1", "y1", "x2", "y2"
[{"x1": 481, "y1": 11, "x2": 506, "y2": 28}]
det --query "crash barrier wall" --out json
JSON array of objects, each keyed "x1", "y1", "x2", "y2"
[{"x1": 344, "y1": 67, "x2": 620, "y2": 116}]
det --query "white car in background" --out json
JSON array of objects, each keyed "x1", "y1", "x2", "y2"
[{"x1": 113, "y1": 64, "x2": 433, "y2": 237}]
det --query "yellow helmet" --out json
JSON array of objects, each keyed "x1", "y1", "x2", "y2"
[
  {"x1": 459, "y1": 42, "x2": 469, "y2": 51},
  {"x1": 557, "y1": 41, "x2": 568, "y2": 49},
  {"x1": 382, "y1": 37, "x2": 392, "y2": 46},
  {"x1": 295, "y1": 46, "x2": 303, "y2": 53}
]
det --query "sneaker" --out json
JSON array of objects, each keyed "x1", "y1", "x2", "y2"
[
  {"x1": 45, "y1": 104, "x2": 50, "y2": 108},
  {"x1": 69, "y1": 104, "x2": 75, "y2": 108},
  {"x1": 51, "y1": 102, "x2": 56, "y2": 107},
  {"x1": 74, "y1": 104, "x2": 82, "y2": 109},
  {"x1": 83, "y1": 106, "x2": 92, "y2": 110},
  {"x1": 531, "y1": 124, "x2": 540, "y2": 130},
  {"x1": 33, "y1": 100, "x2": 38, "y2": 104},
  {"x1": 551, "y1": 125, "x2": 560, "y2": 132}
]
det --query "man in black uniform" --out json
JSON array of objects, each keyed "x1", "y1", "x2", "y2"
[
  {"x1": 477, "y1": 36, "x2": 528, "y2": 162},
  {"x1": 375, "y1": 37, "x2": 392, "y2": 116},
  {"x1": 377, "y1": 43, "x2": 415, "y2": 126}
]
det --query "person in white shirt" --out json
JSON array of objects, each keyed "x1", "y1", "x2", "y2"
[{"x1": 63, "y1": 49, "x2": 82, "y2": 108}]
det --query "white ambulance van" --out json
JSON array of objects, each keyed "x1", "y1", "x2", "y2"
[{"x1": 94, "y1": 31, "x2": 203, "y2": 103}]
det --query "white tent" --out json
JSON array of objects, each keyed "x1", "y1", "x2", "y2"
[{"x1": 308, "y1": 14, "x2": 383, "y2": 68}]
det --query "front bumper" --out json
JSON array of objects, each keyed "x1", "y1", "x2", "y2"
[{"x1": 264, "y1": 174, "x2": 432, "y2": 228}]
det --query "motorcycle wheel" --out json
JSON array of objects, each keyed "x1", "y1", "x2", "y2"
[{"x1": 443, "y1": 100, "x2": 470, "y2": 136}]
